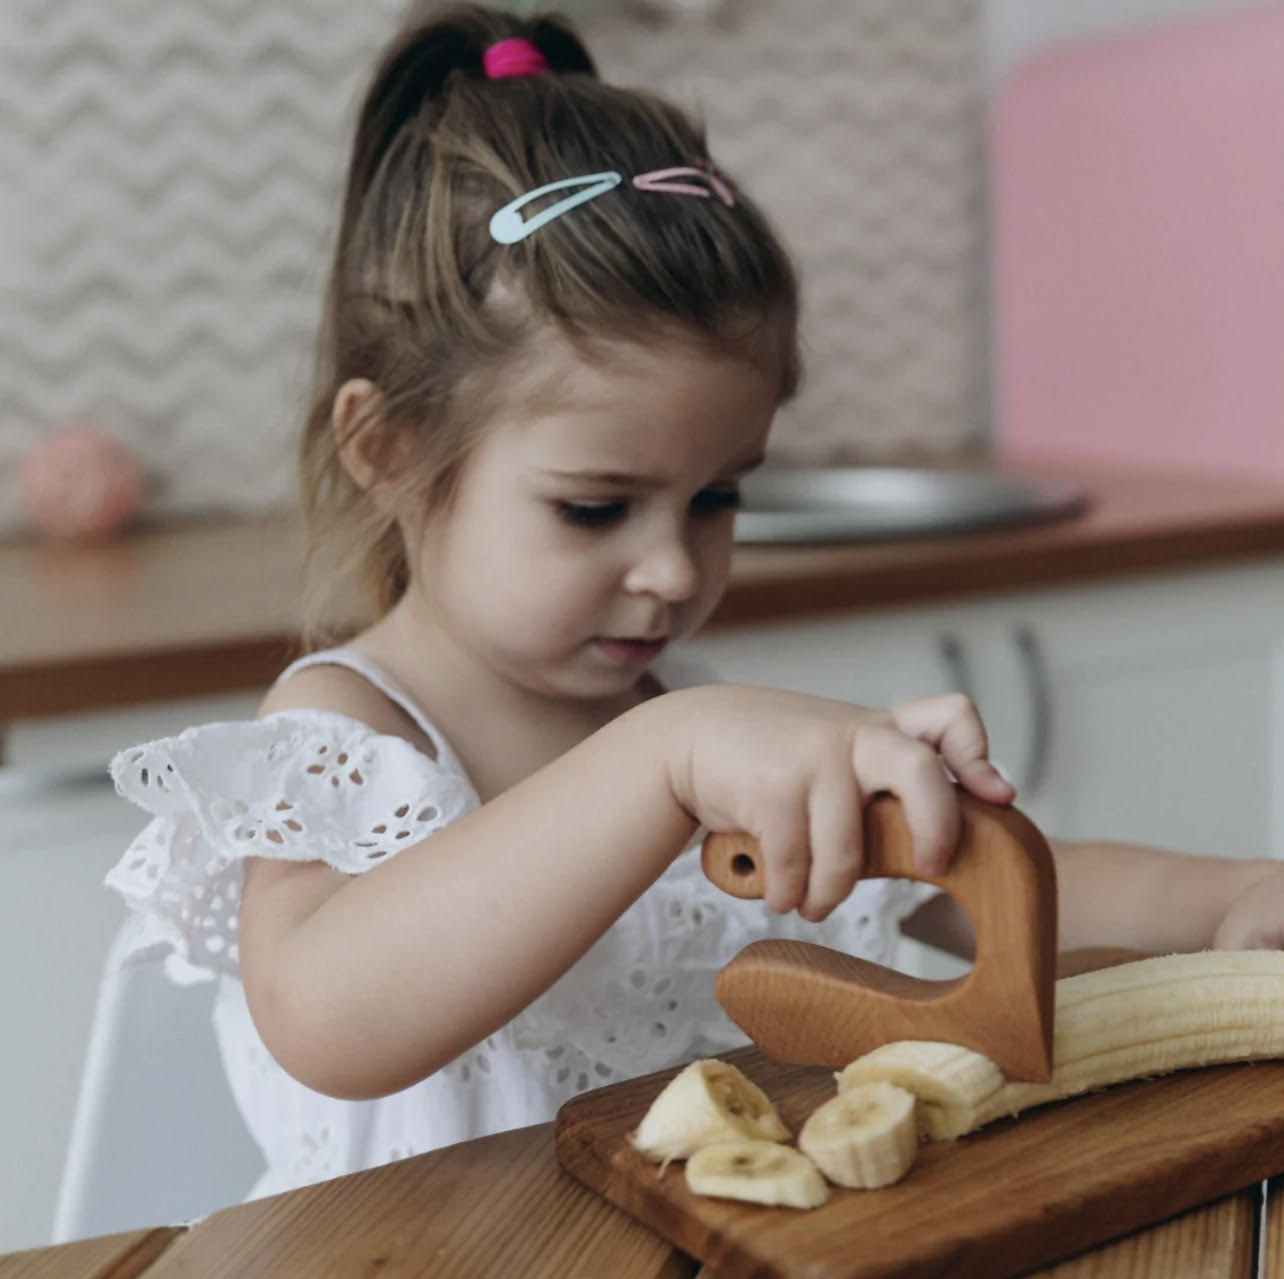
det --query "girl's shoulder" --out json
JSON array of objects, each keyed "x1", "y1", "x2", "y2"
[
  {"x1": 105, "y1": 647, "x2": 483, "y2": 979},
  {"x1": 259, "y1": 654, "x2": 443, "y2": 764}
]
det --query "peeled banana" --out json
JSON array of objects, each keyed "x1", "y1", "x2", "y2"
[
  {"x1": 838, "y1": 950, "x2": 1284, "y2": 1140},
  {"x1": 798, "y1": 1082, "x2": 919, "y2": 1188},
  {"x1": 834, "y1": 1039, "x2": 1005, "y2": 1141},
  {"x1": 685, "y1": 1139, "x2": 830, "y2": 1209},
  {"x1": 628, "y1": 1058, "x2": 790, "y2": 1168}
]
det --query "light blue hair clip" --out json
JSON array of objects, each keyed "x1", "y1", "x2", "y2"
[
  {"x1": 489, "y1": 171, "x2": 623, "y2": 245},
  {"x1": 488, "y1": 165, "x2": 735, "y2": 245}
]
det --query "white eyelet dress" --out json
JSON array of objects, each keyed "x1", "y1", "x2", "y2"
[{"x1": 104, "y1": 645, "x2": 938, "y2": 1203}]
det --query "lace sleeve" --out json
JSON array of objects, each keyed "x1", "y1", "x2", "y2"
[{"x1": 104, "y1": 709, "x2": 479, "y2": 977}]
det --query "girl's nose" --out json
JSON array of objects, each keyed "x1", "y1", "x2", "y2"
[{"x1": 623, "y1": 537, "x2": 700, "y2": 602}]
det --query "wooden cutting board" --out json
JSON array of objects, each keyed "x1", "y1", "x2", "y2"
[{"x1": 554, "y1": 1040, "x2": 1284, "y2": 1279}]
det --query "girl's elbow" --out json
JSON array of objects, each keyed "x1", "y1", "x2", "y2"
[
  {"x1": 269, "y1": 1026, "x2": 391, "y2": 1101},
  {"x1": 245, "y1": 977, "x2": 445, "y2": 1100}
]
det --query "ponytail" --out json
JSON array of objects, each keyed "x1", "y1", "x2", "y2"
[{"x1": 340, "y1": 4, "x2": 596, "y2": 241}]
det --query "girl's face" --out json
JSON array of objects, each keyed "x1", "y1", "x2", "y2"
[{"x1": 406, "y1": 332, "x2": 780, "y2": 703}]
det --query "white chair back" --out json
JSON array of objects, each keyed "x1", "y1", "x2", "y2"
[{"x1": 53, "y1": 922, "x2": 263, "y2": 1242}]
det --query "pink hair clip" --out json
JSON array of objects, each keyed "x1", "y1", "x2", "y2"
[
  {"x1": 483, "y1": 38, "x2": 549, "y2": 79},
  {"x1": 632, "y1": 165, "x2": 735, "y2": 208}
]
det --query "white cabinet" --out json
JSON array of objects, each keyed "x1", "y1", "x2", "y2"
[
  {"x1": 677, "y1": 559, "x2": 1284, "y2": 975},
  {"x1": 672, "y1": 610, "x2": 959, "y2": 709},
  {"x1": 936, "y1": 564, "x2": 1284, "y2": 863}
]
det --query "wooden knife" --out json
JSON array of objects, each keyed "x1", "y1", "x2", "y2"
[{"x1": 700, "y1": 789, "x2": 1059, "y2": 1084}]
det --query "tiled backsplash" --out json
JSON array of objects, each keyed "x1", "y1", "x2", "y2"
[
  {"x1": 0, "y1": 0, "x2": 987, "y2": 539},
  {"x1": 589, "y1": 0, "x2": 990, "y2": 462}
]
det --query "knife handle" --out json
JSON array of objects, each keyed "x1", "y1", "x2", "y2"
[
  {"x1": 702, "y1": 788, "x2": 1040, "y2": 901},
  {"x1": 700, "y1": 788, "x2": 1060, "y2": 1083}
]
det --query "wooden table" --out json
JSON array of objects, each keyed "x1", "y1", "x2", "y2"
[
  {"x1": 1, "y1": 1123, "x2": 1280, "y2": 1279},
  {"x1": 10, "y1": 949, "x2": 1279, "y2": 1277},
  {"x1": 9, "y1": 455, "x2": 1284, "y2": 727}
]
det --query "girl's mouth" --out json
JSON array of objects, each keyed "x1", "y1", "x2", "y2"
[{"x1": 597, "y1": 637, "x2": 668, "y2": 664}]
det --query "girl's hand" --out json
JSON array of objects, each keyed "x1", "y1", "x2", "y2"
[
  {"x1": 665, "y1": 684, "x2": 1015, "y2": 923},
  {"x1": 1212, "y1": 866, "x2": 1284, "y2": 951}
]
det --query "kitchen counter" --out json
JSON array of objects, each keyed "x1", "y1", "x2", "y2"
[{"x1": 7, "y1": 453, "x2": 1284, "y2": 722}]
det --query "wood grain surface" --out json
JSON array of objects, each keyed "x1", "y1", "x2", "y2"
[
  {"x1": 1261, "y1": 1175, "x2": 1284, "y2": 1278},
  {"x1": 4, "y1": 1087, "x2": 1275, "y2": 1278},
  {"x1": 2, "y1": 951, "x2": 1277, "y2": 1279},
  {"x1": 1020, "y1": 1192, "x2": 1258, "y2": 1279},
  {"x1": 555, "y1": 1043, "x2": 1284, "y2": 1279},
  {"x1": 0, "y1": 1230, "x2": 180, "y2": 1279},
  {"x1": 691, "y1": 1192, "x2": 1261, "y2": 1279},
  {"x1": 139, "y1": 1118, "x2": 693, "y2": 1279}
]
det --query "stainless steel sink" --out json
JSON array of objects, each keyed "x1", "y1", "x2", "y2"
[{"x1": 733, "y1": 466, "x2": 1090, "y2": 544}]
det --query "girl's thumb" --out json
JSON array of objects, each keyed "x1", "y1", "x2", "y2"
[{"x1": 961, "y1": 758, "x2": 1017, "y2": 803}]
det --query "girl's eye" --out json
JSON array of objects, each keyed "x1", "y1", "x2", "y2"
[
  {"x1": 556, "y1": 501, "x2": 627, "y2": 528},
  {"x1": 694, "y1": 488, "x2": 742, "y2": 514},
  {"x1": 555, "y1": 489, "x2": 741, "y2": 530}
]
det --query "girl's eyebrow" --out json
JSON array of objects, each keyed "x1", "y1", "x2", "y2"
[{"x1": 541, "y1": 451, "x2": 766, "y2": 488}]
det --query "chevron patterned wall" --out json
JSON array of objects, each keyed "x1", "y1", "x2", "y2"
[
  {"x1": 0, "y1": 0, "x2": 987, "y2": 539},
  {"x1": 592, "y1": 0, "x2": 990, "y2": 463}
]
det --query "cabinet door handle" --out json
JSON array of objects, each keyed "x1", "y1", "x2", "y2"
[
  {"x1": 1014, "y1": 624, "x2": 1052, "y2": 796},
  {"x1": 937, "y1": 631, "x2": 976, "y2": 701}
]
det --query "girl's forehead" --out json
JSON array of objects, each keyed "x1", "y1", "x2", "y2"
[
  {"x1": 505, "y1": 345, "x2": 777, "y2": 473},
  {"x1": 518, "y1": 321, "x2": 779, "y2": 399}
]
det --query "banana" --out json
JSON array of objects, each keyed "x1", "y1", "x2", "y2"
[
  {"x1": 837, "y1": 950, "x2": 1284, "y2": 1140},
  {"x1": 628, "y1": 1058, "x2": 790, "y2": 1169},
  {"x1": 685, "y1": 1139, "x2": 830, "y2": 1209},
  {"x1": 835, "y1": 1039, "x2": 1006, "y2": 1140},
  {"x1": 798, "y1": 1082, "x2": 920, "y2": 1188}
]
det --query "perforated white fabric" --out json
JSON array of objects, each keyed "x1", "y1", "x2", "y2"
[
  {"x1": 105, "y1": 646, "x2": 938, "y2": 1201},
  {"x1": 107, "y1": 711, "x2": 477, "y2": 979}
]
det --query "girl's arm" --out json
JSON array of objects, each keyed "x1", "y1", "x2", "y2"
[
  {"x1": 900, "y1": 837, "x2": 1281, "y2": 959},
  {"x1": 239, "y1": 692, "x2": 698, "y2": 1101}
]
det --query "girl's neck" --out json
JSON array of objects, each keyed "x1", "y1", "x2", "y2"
[{"x1": 349, "y1": 598, "x2": 660, "y2": 803}]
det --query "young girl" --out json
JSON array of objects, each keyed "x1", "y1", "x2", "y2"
[{"x1": 106, "y1": 1, "x2": 1284, "y2": 1204}]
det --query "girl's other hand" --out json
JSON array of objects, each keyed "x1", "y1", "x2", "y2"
[
  {"x1": 664, "y1": 684, "x2": 1015, "y2": 923},
  {"x1": 1212, "y1": 865, "x2": 1284, "y2": 951}
]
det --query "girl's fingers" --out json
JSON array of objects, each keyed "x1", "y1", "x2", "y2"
[
  {"x1": 851, "y1": 727, "x2": 960, "y2": 874},
  {"x1": 800, "y1": 763, "x2": 865, "y2": 922},
  {"x1": 891, "y1": 694, "x2": 1016, "y2": 805},
  {"x1": 756, "y1": 800, "x2": 812, "y2": 916}
]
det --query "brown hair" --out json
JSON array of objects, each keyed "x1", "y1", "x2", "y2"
[{"x1": 296, "y1": 1, "x2": 801, "y2": 648}]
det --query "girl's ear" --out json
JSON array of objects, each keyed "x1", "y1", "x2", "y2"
[{"x1": 333, "y1": 378, "x2": 409, "y2": 508}]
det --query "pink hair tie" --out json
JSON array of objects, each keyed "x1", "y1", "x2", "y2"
[{"x1": 483, "y1": 38, "x2": 549, "y2": 79}]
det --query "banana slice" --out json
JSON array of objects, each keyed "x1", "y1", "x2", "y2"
[
  {"x1": 836, "y1": 1040, "x2": 1006, "y2": 1140},
  {"x1": 628, "y1": 1059, "x2": 790, "y2": 1168},
  {"x1": 685, "y1": 1139, "x2": 830, "y2": 1209},
  {"x1": 799, "y1": 1082, "x2": 919, "y2": 1188}
]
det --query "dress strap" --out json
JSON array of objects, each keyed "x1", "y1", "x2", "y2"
[{"x1": 275, "y1": 646, "x2": 469, "y2": 778}]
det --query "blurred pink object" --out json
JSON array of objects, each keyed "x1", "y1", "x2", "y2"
[
  {"x1": 992, "y1": 5, "x2": 1284, "y2": 478},
  {"x1": 19, "y1": 423, "x2": 146, "y2": 543}
]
